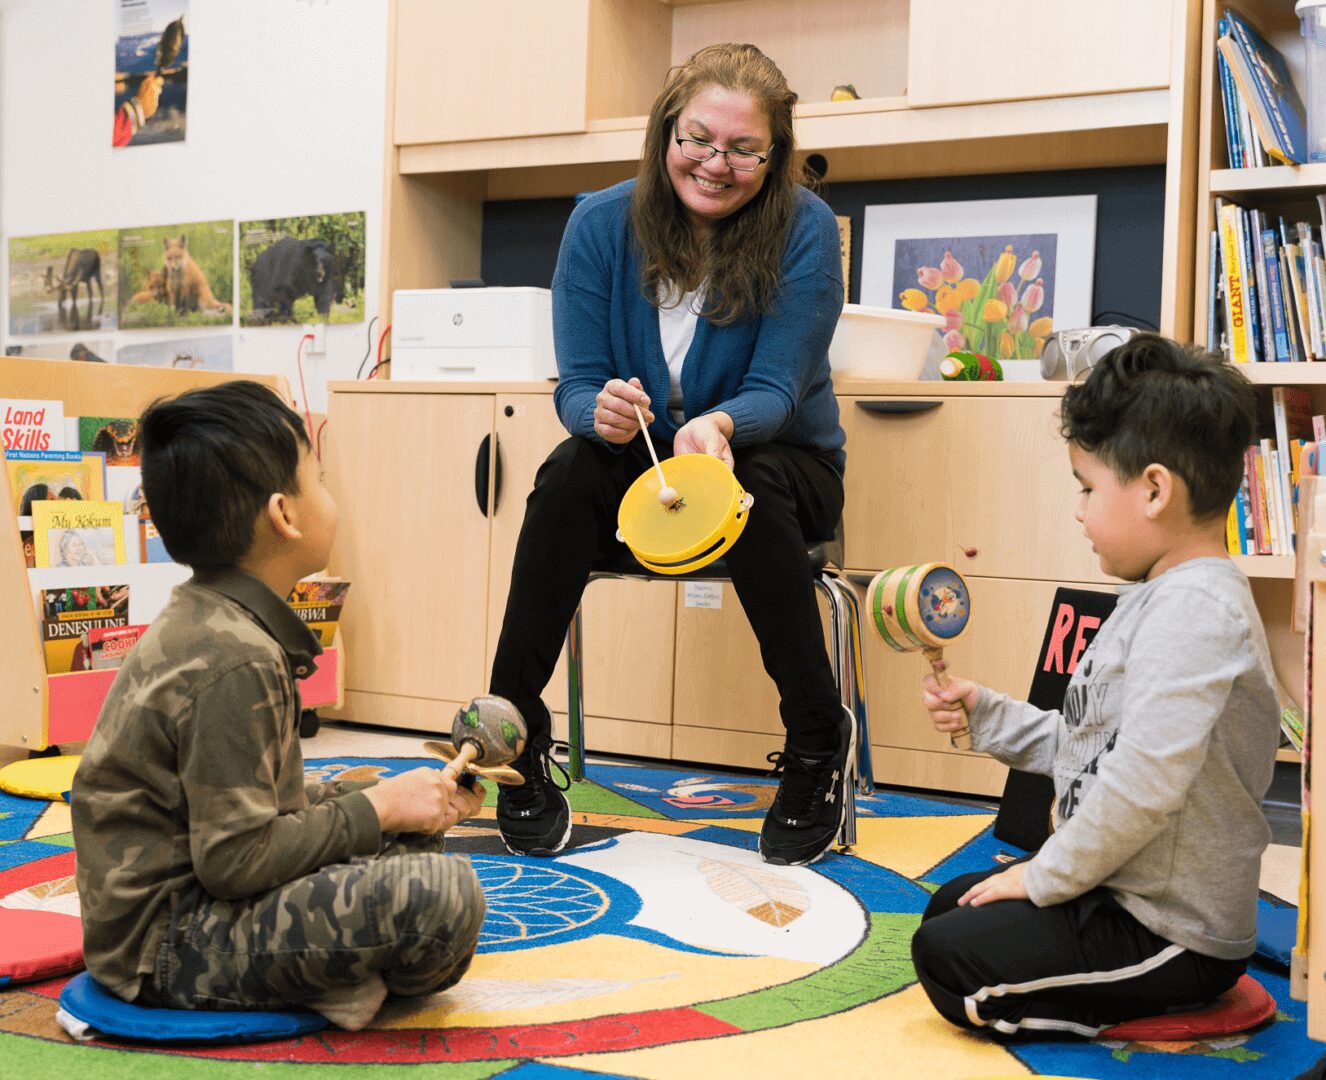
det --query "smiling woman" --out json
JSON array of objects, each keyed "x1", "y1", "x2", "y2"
[{"x1": 486, "y1": 43, "x2": 855, "y2": 870}]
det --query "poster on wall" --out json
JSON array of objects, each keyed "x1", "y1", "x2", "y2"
[
  {"x1": 117, "y1": 334, "x2": 234, "y2": 371},
  {"x1": 119, "y1": 220, "x2": 234, "y2": 329},
  {"x1": 114, "y1": 0, "x2": 188, "y2": 148},
  {"x1": 239, "y1": 211, "x2": 366, "y2": 326},
  {"x1": 8, "y1": 230, "x2": 119, "y2": 335},
  {"x1": 860, "y1": 195, "x2": 1097, "y2": 362}
]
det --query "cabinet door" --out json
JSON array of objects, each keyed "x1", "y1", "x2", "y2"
[
  {"x1": 842, "y1": 396, "x2": 1107, "y2": 584},
  {"x1": 488, "y1": 395, "x2": 676, "y2": 734},
  {"x1": 908, "y1": 0, "x2": 1173, "y2": 107},
  {"x1": 394, "y1": 0, "x2": 590, "y2": 144},
  {"x1": 324, "y1": 391, "x2": 494, "y2": 705},
  {"x1": 865, "y1": 575, "x2": 1114, "y2": 796}
]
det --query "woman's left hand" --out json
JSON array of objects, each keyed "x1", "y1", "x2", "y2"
[{"x1": 674, "y1": 413, "x2": 734, "y2": 469}]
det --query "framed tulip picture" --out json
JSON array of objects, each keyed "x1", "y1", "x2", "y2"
[{"x1": 859, "y1": 195, "x2": 1097, "y2": 362}]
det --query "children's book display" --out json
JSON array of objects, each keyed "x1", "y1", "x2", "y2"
[{"x1": 1225, "y1": 389, "x2": 1320, "y2": 558}]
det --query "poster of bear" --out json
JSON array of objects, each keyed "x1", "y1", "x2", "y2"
[
  {"x1": 8, "y1": 230, "x2": 119, "y2": 335},
  {"x1": 239, "y1": 211, "x2": 365, "y2": 326},
  {"x1": 114, "y1": 0, "x2": 188, "y2": 148},
  {"x1": 118, "y1": 220, "x2": 234, "y2": 329}
]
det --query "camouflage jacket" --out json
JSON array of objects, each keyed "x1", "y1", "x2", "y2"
[{"x1": 71, "y1": 568, "x2": 382, "y2": 999}]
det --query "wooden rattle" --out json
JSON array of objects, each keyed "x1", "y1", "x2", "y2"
[
  {"x1": 867, "y1": 562, "x2": 974, "y2": 750},
  {"x1": 424, "y1": 695, "x2": 528, "y2": 786}
]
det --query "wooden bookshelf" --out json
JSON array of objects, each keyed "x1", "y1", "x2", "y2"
[{"x1": 1211, "y1": 163, "x2": 1326, "y2": 197}]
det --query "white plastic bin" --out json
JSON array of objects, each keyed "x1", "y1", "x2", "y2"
[
  {"x1": 1299, "y1": 0, "x2": 1326, "y2": 162},
  {"x1": 827, "y1": 304, "x2": 944, "y2": 381}
]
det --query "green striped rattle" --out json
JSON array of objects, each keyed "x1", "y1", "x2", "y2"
[{"x1": 867, "y1": 562, "x2": 973, "y2": 750}]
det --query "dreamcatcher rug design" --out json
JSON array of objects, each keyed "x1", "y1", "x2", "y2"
[{"x1": 0, "y1": 757, "x2": 1318, "y2": 1079}]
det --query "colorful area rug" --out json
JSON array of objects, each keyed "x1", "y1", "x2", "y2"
[{"x1": 0, "y1": 755, "x2": 1320, "y2": 1079}]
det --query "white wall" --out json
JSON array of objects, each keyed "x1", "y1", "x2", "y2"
[{"x1": 0, "y1": 0, "x2": 388, "y2": 412}]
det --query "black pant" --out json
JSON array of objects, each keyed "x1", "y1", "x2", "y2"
[
  {"x1": 489, "y1": 436, "x2": 844, "y2": 747},
  {"x1": 911, "y1": 860, "x2": 1247, "y2": 1037}
]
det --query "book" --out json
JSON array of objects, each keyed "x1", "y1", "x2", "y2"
[
  {"x1": 39, "y1": 585, "x2": 129, "y2": 674},
  {"x1": 31, "y1": 499, "x2": 126, "y2": 567},
  {"x1": 1261, "y1": 227, "x2": 1291, "y2": 360},
  {"x1": 1246, "y1": 446, "x2": 1268, "y2": 554},
  {"x1": 1, "y1": 399, "x2": 65, "y2": 452},
  {"x1": 1222, "y1": 9, "x2": 1309, "y2": 165},
  {"x1": 1216, "y1": 19, "x2": 1243, "y2": 168},
  {"x1": 138, "y1": 516, "x2": 171, "y2": 563},
  {"x1": 76, "y1": 416, "x2": 141, "y2": 466},
  {"x1": 1207, "y1": 228, "x2": 1221, "y2": 352},
  {"x1": 4, "y1": 449, "x2": 107, "y2": 516},
  {"x1": 1275, "y1": 386, "x2": 1315, "y2": 547},
  {"x1": 1218, "y1": 202, "x2": 1249, "y2": 361},
  {"x1": 1240, "y1": 206, "x2": 1264, "y2": 359},
  {"x1": 287, "y1": 577, "x2": 351, "y2": 647},
  {"x1": 89, "y1": 625, "x2": 147, "y2": 671}
]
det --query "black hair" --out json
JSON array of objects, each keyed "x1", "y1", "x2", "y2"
[
  {"x1": 1059, "y1": 333, "x2": 1256, "y2": 521},
  {"x1": 139, "y1": 381, "x2": 310, "y2": 568},
  {"x1": 19, "y1": 483, "x2": 51, "y2": 516}
]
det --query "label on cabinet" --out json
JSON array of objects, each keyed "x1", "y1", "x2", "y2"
[{"x1": 683, "y1": 583, "x2": 723, "y2": 609}]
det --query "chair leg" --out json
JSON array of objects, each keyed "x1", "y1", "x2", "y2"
[
  {"x1": 566, "y1": 605, "x2": 587, "y2": 782},
  {"x1": 815, "y1": 575, "x2": 857, "y2": 850},
  {"x1": 831, "y1": 573, "x2": 875, "y2": 795}
]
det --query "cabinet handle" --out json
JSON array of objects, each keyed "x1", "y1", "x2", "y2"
[
  {"x1": 855, "y1": 400, "x2": 944, "y2": 415},
  {"x1": 475, "y1": 434, "x2": 492, "y2": 517},
  {"x1": 492, "y1": 434, "x2": 503, "y2": 513}
]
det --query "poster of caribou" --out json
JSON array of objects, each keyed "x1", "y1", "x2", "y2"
[{"x1": 8, "y1": 229, "x2": 119, "y2": 335}]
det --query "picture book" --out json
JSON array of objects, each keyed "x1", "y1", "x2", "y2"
[
  {"x1": 287, "y1": 577, "x2": 350, "y2": 647},
  {"x1": 89, "y1": 624, "x2": 148, "y2": 670},
  {"x1": 1223, "y1": 9, "x2": 1308, "y2": 165},
  {"x1": 31, "y1": 499, "x2": 126, "y2": 567},
  {"x1": 77, "y1": 415, "x2": 142, "y2": 466},
  {"x1": 4, "y1": 449, "x2": 107, "y2": 515},
  {"x1": 1, "y1": 398, "x2": 65, "y2": 452},
  {"x1": 138, "y1": 516, "x2": 171, "y2": 563},
  {"x1": 39, "y1": 584, "x2": 130, "y2": 674}
]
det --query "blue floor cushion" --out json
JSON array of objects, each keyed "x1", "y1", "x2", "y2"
[{"x1": 57, "y1": 971, "x2": 328, "y2": 1044}]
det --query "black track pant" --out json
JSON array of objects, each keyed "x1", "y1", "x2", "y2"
[
  {"x1": 911, "y1": 861, "x2": 1247, "y2": 1037},
  {"x1": 489, "y1": 435, "x2": 844, "y2": 748}
]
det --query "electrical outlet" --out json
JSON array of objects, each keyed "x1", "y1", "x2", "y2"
[{"x1": 304, "y1": 323, "x2": 327, "y2": 354}]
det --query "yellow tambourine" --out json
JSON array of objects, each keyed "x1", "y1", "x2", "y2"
[{"x1": 616, "y1": 453, "x2": 754, "y2": 575}]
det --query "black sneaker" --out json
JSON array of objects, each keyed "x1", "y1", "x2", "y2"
[
  {"x1": 758, "y1": 709, "x2": 855, "y2": 866},
  {"x1": 496, "y1": 734, "x2": 572, "y2": 856}
]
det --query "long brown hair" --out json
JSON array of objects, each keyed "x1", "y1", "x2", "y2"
[{"x1": 631, "y1": 43, "x2": 798, "y2": 326}]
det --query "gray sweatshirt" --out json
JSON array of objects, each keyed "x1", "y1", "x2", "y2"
[{"x1": 970, "y1": 557, "x2": 1279, "y2": 959}]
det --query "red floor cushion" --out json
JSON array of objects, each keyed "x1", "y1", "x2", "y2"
[
  {"x1": 0, "y1": 850, "x2": 82, "y2": 985},
  {"x1": 1098, "y1": 974, "x2": 1277, "y2": 1041}
]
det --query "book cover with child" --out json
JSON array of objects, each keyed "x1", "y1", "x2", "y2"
[{"x1": 4, "y1": 449, "x2": 107, "y2": 515}]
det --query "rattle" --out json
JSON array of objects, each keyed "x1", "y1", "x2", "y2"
[
  {"x1": 423, "y1": 695, "x2": 528, "y2": 786},
  {"x1": 866, "y1": 562, "x2": 974, "y2": 750}
]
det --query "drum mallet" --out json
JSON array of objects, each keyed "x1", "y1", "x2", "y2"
[{"x1": 866, "y1": 563, "x2": 974, "y2": 750}]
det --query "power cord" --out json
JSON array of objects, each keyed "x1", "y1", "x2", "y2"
[{"x1": 355, "y1": 314, "x2": 379, "y2": 380}]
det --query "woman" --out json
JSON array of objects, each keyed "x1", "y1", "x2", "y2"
[{"x1": 489, "y1": 43, "x2": 848, "y2": 866}]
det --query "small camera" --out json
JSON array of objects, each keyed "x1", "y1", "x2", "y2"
[{"x1": 1039, "y1": 326, "x2": 1140, "y2": 380}]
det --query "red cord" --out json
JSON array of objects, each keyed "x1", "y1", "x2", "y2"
[
  {"x1": 369, "y1": 322, "x2": 391, "y2": 380},
  {"x1": 295, "y1": 333, "x2": 315, "y2": 455}
]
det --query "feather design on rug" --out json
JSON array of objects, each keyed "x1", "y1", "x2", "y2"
[
  {"x1": 302, "y1": 763, "x2": 390, "y2": 784},
  {"x1": 378, "y1": 974, "x2": 678, "y2": 1018},
  {"x1": 698, "y1": 858, "x2": 808, "y2": 926},
  {"x1": 0, "y1": 874, "x2": 79, "y2": 917}
]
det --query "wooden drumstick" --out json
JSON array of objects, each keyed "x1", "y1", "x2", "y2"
[
  {"x1": 631, "y1": 401, "x2": 678, "y2": 507},
  {"x1": 923, "y1": 648, "x2": 972, "y2": 751}
]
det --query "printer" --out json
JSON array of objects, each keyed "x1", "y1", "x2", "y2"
[{"x1": 390, "y1": 287, "x2": 558, "y2": 381}]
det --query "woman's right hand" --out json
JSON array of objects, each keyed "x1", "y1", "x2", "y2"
[
  {"x1": 594, "y1": 377, "x2": 654, "y2": 444},
  {"x1": 921, "y1": 669, "x2": 980, "y2": 736}
]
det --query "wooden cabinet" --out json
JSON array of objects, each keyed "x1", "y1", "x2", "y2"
[
  {"x1": 839, "y1": 392, "x2": 1107, "y2": 584},
  {"x1": 907, "y1": 0, "x2": 1173, "y2": 108},
  {"x1": 325, "y1": 383, "x2": 675, "y2": 749}
]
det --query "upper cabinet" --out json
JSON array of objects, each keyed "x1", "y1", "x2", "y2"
[{"x1": 908, "y1": 0, "x2": 1174, "y2": 108}]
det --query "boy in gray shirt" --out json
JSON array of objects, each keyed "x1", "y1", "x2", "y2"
[{"x1": 911, "y1": 334, "x2": 1280, "y2": 1036}]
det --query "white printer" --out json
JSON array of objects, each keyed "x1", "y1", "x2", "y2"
[{"x1": 390, "y1": 287, "x2": 558, "y2": 381}]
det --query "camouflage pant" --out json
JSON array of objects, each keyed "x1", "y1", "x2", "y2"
[{"x1": 141, "y1": 833, "x2": 486, "y2": 1010}]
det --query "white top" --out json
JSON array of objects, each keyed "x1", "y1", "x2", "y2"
[{"x1": 657, "y1": 284, "x2": 704, "y2": 426}]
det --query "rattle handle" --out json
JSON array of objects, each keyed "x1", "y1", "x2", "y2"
[
  {"x1": 631, "y1": 401, "x2": 668, "y2": 488},
  {"x1": 923, "y1": 647, "x2": 973, "y2": 751},
  {"x1": 442, "y1": 740, "x2": 481, "y2": 783}
]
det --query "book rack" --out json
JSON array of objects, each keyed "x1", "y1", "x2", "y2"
[{"x1": 0, "y1": 356, "x2": 343, "y2": 751}]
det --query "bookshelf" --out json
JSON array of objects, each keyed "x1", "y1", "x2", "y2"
[{"x1": 0, "y1": 357, "x2": 343, "y2": 751}]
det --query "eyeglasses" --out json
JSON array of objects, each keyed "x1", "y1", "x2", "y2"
[{"x1": 674, "y1": 133, "x2": 772, "y2": 172}]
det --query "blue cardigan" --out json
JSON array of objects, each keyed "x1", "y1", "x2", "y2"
[{"x1": 550, "y1": 179, "x2": 846, "y2": 475}]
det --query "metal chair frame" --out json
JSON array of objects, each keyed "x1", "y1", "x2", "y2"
[{"x1": 564, "y1": 538, "x2": 874, "y2": 848}]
